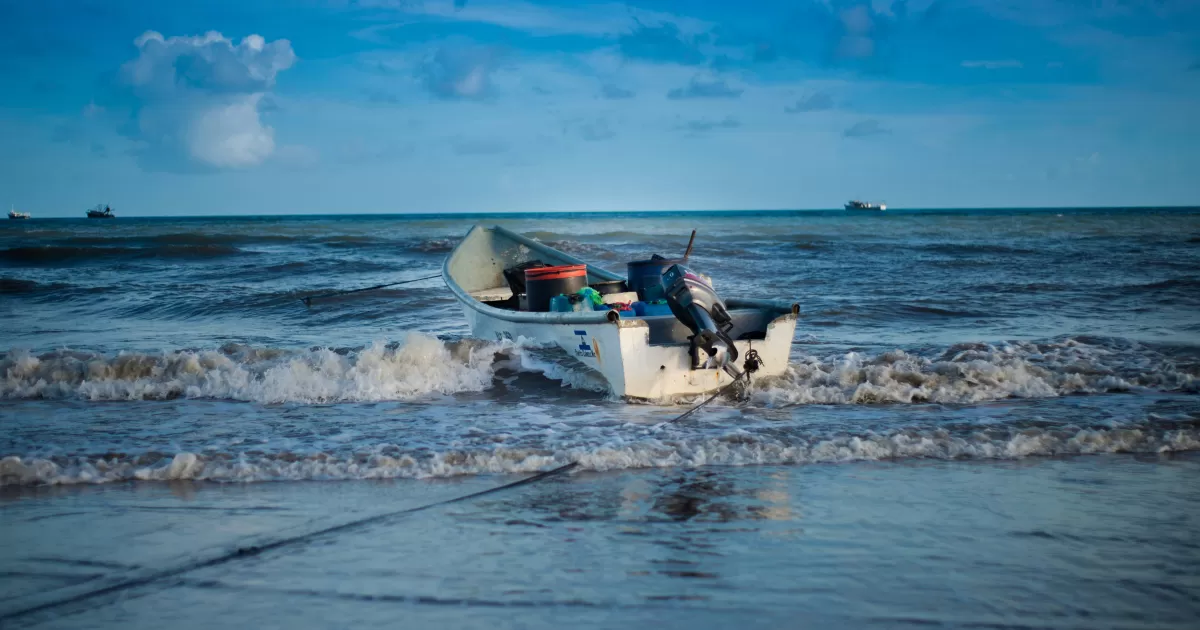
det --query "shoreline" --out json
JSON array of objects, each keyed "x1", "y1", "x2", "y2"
[{"x1": 4, "y1": 454, "x2": 1198, "y2": 628}]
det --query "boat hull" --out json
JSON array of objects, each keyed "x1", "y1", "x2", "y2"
[{"x1": 458, "y1": 303, "x2": 796, "y2": 399}]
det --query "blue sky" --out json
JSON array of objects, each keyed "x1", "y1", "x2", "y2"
[{"x1": 1, "y1": 0, "x2": 1198, "y2": 216}]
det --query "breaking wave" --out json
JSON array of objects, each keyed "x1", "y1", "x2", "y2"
[
  {"x1": 1, "y1": 335, "x2": 507, "y2": 403},
  {"x1": 2, "y1": 336, "x2": 1196, "y2": 404},
  {"x1": 750, "y1": 338, "x2": 1198, "y2": 406},
  {"x1": 3, "y1": 422, "x2": 1198, "y2": 486}
]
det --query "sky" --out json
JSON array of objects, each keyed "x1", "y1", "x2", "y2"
[{"x1": 1, "y1": 0, "x2": 1198, "y2": 216}]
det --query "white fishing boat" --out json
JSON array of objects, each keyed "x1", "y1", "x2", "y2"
[{"x1": 443, "y1": 225, "x2": 798, "y2": 399}]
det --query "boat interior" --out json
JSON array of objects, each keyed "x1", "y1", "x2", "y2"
[{"x1": 448, "y1": 226, "x2": 774, "y2": 345}]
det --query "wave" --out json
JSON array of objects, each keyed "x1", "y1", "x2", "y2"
[
  {"x1": 0, "y1": 244, "x2": 246, "y2": 265},
  {"x1": 415, "y1": 238, "x2": 457, "y2": 253},
  {"x1": 813, "y1": 302, "x2": 994, "y2": 322},
  {"x1": 524, "y1": 230, "x2": 648, "y2": 242},
  {"x1": 894, "y1": 304, "x2": 992, "y2": 319},
  {"x1": 1, "y1": 335, "x2": 506, "y2": 403},
  {"x1": 748, "y1": 338, "x2": 1197, "y2": 406},
  {"x1": 2, "y1": 336, "x2": 1196, "y2": 404},
  {"x1": 1122, "y1": 277, "x2": 1200, "y2": 292},
  {"x1": 4, "y1": 422, "x2": 1197, "y2": 486},
  {"x1": 917, "y1": 243, "x2": 1039, "y2": 256},
  {"x1": 27, "y1": 232, "x2": 460, "y2": 255},
  {"x1": 538, "y1": 240, "x2": 624, "y2": 262},
  {"x1": 0, "y1": 277, "x2": 54, "y2": 293},
  {"x1": 59, "y1": 233, "x2": 296, "y2": 247},
  {"x1": 313, "y1": 236, "x2": 462, "y2": 255},
  {"x1": 970, "y1": 282, "x2": 1071, "y2": 294}
]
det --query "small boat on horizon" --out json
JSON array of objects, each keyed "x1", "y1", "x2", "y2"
[
  {"x1": 8, "y1": 205, "x2": 30, "y2": 220},
  {"x1": 87, "y1": 204, "x2": 115, "y2": 219},
  {"x1": 845, "y1": 200, "x2": 886, "y2": 211},
  {"x1": 443, "y1": 225, "x2": 798, "y2": 400}
]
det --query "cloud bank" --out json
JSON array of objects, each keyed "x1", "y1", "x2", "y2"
[{"x1": 119, "y1": 30, "x2": 296, "y2": 170}]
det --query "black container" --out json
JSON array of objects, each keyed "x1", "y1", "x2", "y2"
[
  {"x1": 503, "y1": 260, "x2": 547, "y2": 295},
  {"x1": 525, "y1": 265, "x2": 588, "y2": 312},
  {"x1": 627, "y1": 255, "x2": 683, "y2": 300},
  {"x1": 589, "y1": 279, "x2": 629, "y2": 296}
]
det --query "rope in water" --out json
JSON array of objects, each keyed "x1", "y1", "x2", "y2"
[
  {"x1": 0, "y1": 380, "x2": 742, "y2": 623},
  {"x1": 301, "y1": 274, "x2": 442, "y2": 306}
]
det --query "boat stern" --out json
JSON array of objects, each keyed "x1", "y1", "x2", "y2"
[{"x1": 615, "y1": 306, "x2": 797, "y2": 401}]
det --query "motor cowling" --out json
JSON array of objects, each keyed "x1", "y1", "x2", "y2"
[{"x1": 662, "y1": 264, "x2": 741, "y2": 378}]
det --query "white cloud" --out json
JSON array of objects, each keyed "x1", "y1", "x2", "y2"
[
  {"x1": 186, "y1": 94, "x2": 275, "y2": 168},
  {"x1": 119, "y1": 30, "x2": 296, "y2": 170},
  {"x1": 417, "y1": 44, "x2": 498, "y2": 99},
  {"x1": 123, "y1": 30, "x2": 294, "y2": 95}
]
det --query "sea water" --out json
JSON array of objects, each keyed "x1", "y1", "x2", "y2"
[{"x1": 1, "y1": 208, "x2": 1198, "y2": 627}]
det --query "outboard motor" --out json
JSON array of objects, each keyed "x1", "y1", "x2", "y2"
[{"x1": 662, "y1": 264, "x2": 742, "y2": 378}]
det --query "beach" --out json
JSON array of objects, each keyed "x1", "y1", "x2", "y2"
[{"x1": 4, "y1": 454, "x2": 1198, "y2": 628}]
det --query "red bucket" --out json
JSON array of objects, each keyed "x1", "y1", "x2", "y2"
[
  {"x1": 525, "y1": 264, "x2": 587, "y2": 281},
  {"x1": 525, "y1": 264, "x2": 588, "y2": 311}
]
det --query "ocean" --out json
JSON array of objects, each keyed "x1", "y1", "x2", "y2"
[{"x1": 2, "y1": 208, "x2": 1199, "y2": 627}]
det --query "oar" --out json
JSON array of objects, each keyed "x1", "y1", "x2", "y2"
[
  {"x1": 301, "y1": 274, "x2": 441, "y2": 306},
  {"x1": 683, "y1": 229, "x2": 697, "y2": 259}
]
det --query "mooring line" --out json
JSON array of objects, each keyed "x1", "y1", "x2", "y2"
[
  {"x1": 301, "y1": 274, "x2": 442, "y2": 306},
  {"x1": 666, "y1": 372, "x2": 748, "y2": 425},
  {"x1": 2, "y1": 384, "x2": 737, "y2": 624},
  {"x1": 0, "y1": 463, "x2": 575, "y2": 623}
]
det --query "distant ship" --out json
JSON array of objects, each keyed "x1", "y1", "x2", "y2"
[
  {"x1": 845, "y1": 200, "x2": 886, "y2": 211},
  {"x1": 87, "y1": 204, "x2": 115, "y2": 219},
  {"x1": 8, "y1": 205, "x2": 30, "y2": 220}
]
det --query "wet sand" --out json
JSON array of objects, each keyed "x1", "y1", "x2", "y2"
[{"x1": 4, "y1": 454, "x2": 1198, "y2": 629}]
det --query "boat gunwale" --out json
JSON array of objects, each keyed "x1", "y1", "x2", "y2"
[
  {"x1": 443, "y1": 225, "x2": 621, "y2": 325},
  {"x1": 443, "y1": 224, "x2": 800, "y2": 325}
]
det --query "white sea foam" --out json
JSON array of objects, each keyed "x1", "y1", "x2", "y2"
[
  {"x1": 497, "y1": 345, "x2": 611, "y2": 393},
  {"x1": 3, "y1": 424, "x2": 1197, "y2": 486},
  {"x1": 0, "y1": 334, "x2": 505, "y2": 403},
  {"x1": 750, "y1": 339, "x2": 1197, "y2": 406},
  {"x1": 1, "y1": 336, "x2": 1195, "y2": 404}
]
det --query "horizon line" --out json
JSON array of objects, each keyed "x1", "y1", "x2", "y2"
[{"x1": 8, "y1": 204, "x2": 1200, "y2": 220}]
